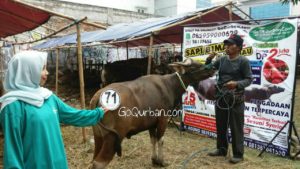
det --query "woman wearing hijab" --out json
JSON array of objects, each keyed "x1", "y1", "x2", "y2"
[{"x1": 0, "y1": 50, "x2": 106, "y2": 169}]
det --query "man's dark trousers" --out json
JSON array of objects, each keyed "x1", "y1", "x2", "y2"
[{"x1": 215, "y1": 98, "x2": 245, "y2": 158}]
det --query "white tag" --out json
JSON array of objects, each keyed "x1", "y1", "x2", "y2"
[{"x1": 99, "y1": 89, "x2": 121, "y2": 110}]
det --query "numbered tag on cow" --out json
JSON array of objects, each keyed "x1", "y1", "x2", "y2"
[{"x1": 99, "y1": 89, "x2": 121, "y2": 110}]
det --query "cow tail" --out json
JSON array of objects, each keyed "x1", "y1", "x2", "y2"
[
  {"x1": 114, "y1": 133, "x2": 122, "y2": 157},
  {"x1": 98, "y1": 122, "x2": 122, "y2": 157}
]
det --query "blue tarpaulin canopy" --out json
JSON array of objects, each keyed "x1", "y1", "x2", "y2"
[{"x1": 33, "y1": 4, "x2": 243, "y2": 49}]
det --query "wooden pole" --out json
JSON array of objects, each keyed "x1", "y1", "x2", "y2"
[
  {"x1": 229, "y1": 2, "x2": 233, "y2": 21},
  {"x1": 55, "y1": 48, "x2": 59, "y2": 95},
  {"x1": 12, "y1": 45, "x2": 16, "y2": 55},
  {"x1": 126, "y1": 41, "x2": 129, "y2": 60},
  {"x1": 13, "y1": 17, "x2": 87, "y2": 45},
  {"x1": 231, "y1": 3, "x2": 254, "y2": 21},
  {"x1": 147, "y1": 35, "x2": 154, "y2": 74},
  {"x1": 76, "y1": 23, "x2": 87, "y2": 142},
  {"x1": 173, "y1": 44, "x2": 176, "y2": 62},
  {"x1": 0, "y1": 47, "x2": 3, "y2": 80},
  {"x1": 41, "y1": 25, "x2": 57, "y2": 33}
]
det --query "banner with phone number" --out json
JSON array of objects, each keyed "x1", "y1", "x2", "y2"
[{"x1": 182, "y1": 19, "x2": 298, "y2": 156}]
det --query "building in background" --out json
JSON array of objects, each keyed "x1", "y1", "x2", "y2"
[
  {"x1": 24, "y1": 0, "x2": 157, "y2": 26},
  {"x1": 211, "y1": 0, "x2": 300, "y2": 19},
  {"x1": 196, "y1": 0, "x2": 212, "y2": 9},
  {"x1": 61, "y1": 0, "x2": 198, "y2": 17},
  {"x1": 61, "y1": 0, "x2": 155, "y2": 14},
  {"x1": 59, "y1": 0, "x2": 300, "y2": 18},
  {"x1": 154, "y1": 0, "x2": 197, "y2": 16}
]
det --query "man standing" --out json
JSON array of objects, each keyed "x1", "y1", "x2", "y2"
[{"x1": 206, "y1": 34, "x2": 252, "y2": 164}]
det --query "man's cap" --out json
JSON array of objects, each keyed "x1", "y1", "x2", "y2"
[{"x1": 223, "y1": 34, "x2": 243, "y2": 48}]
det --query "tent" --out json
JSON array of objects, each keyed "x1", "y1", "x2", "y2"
[
  {"x1": 0, "y1": 0, "x2": 51, "y2": 38},
  {"x1": 33, "y1": 3, "x2": 244, "y2": 49}
]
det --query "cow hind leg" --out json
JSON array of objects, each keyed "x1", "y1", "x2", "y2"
[
  {"x1": 93, "y1": 135, "x2": 103, "y2": 160},
  {"x1": 92, "y1": 133, "x2": 117, "y2": 169},
  {"x1": 149, "y1": 128, "x2": 158, "y2": 165}
]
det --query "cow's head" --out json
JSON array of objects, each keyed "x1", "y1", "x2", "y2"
[{"x1": 169, "y1": 58, "x2": 216, "y2": 82}]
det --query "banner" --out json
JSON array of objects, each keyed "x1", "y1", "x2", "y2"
[{"x1": 182, "y1": 19, "x2": 298, "y2": 156}]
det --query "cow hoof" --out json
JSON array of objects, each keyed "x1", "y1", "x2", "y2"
[
  {"x1": 92, "y1": 161, "x2": 107, "y2": 169},
  {"x1": 152, "y1": 158, "x2": 169, "y2": 167}
]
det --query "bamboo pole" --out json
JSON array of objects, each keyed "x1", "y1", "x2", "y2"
[
  {"x1": 0, "y1": 47, "x2": 3, "y2": 80},
  {"x1": 229, "y1": 2, "x2": 233, "y2": 21},
  {"x1": 126, "y1": 42, "x2": 129, "y2": 60},
  {"x1": 55, "y1": 48, "x2": 59, "y2": 95},
  {"x1": 12, "y1": 0, "x2": 107, "y2": 29},
  {"x1": 76, "y1": 23, "x2": 87, "y2": 142},
  {"x1": 108, "y1": 34, "x2": 151, "y2": 45},
  {"x1": 41, "y1": 25, "x2": 57, "y2": 32},
  {"x1": 231, "y1": 3, "x2": 254, "y2": 21},
  {"x1": 13, "y1": 17, "x2": 87, "y2": 45},
  {"x1": 147, "y1": 35, "x2": 154, "y2": 74},
  {"x1": 12, "y1": 45, "x2": 16, "y2": 55}
]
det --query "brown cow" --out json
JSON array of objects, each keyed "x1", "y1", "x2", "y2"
[{"x1": 89, "y1": 58, "x2": 215, "y2": 169}]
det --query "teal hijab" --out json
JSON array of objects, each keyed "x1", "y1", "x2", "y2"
[{"x1": 0, "y1": 50, "x2": 52, "y2": 110}]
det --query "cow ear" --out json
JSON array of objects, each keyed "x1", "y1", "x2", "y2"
[{"x1": 168, "y1": 64, "x2": 186, "y2": 74}]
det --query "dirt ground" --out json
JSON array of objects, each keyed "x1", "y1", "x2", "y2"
[
  {"x1": 1, "y1": 79, "x2": 300, "y2": 169},
  {"x1": 61, "y1": 79, "x2": 300, "y2": 169}
]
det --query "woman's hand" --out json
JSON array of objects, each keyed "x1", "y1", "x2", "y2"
[{"x1": 100, "y1": 107, "x2": 109, "y2": 113}]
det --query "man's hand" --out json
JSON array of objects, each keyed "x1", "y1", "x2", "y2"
[
  {"x1": 207, "y1": 52, "x2": 218, "y2": 60},
  {"x1": 224, "y1": 81, "x2": 238, "y2": 90}
]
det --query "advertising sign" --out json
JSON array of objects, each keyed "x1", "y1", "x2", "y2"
[{"x1": 182, "y1": 19, "x2": 298, "y2": 156}]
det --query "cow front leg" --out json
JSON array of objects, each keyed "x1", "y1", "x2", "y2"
[
  {"x1": 154, "y1": 120, "x2": 168, "y2": 167},
  {"x1": 157, "y1": 137, "x2": 166, "y2": 166},
  {"x1": 149, "y1": 128, "x2": 158, "y2": 164}
]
